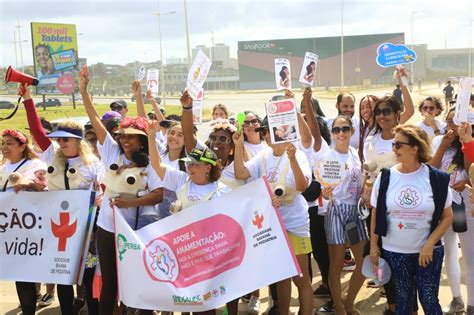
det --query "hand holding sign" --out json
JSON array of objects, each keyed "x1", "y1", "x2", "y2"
[{"x1": 315, "y1": 159, "x2": 346, "y2": 190}]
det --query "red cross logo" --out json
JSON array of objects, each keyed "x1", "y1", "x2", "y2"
[
  {"x1": 252, "y1": 214, "x2": 264, "y2": 229},
  {"x1": 51, "y1": 212, "x2": 77, "y2": 252}
]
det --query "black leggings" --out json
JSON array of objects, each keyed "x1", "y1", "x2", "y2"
[
  {"x1": 58, "y1": 284, "x2": 74, "y2": 314},
  {"x1": 83, "y1": 267, "x2": 99, "y2": 315},
  {"x1": 15, "y1": 281, "x2": 36, "y2": 315},
  {"x1": 97, "y1": 227, "x2": 118, "y2": 315},
  {"x1": 308, "y1": 207, "x2": 331, "y2": 288}
]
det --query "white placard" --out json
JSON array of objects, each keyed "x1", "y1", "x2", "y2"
[
  {"x1": 186, "y1": 50, "x2": 212, "y2": 99},
  {"x1": 315, "y1": 159, "x2": 347, "y2": 188},
  {"x1": 454, "y1": 77, "x2": 473, "y2": 125},
  {"x1": 266, "y1": 98, "x2": 300, "y2": 144},
  {"x1": 0, "y1": 190, "x2": 96, "y2": 285},
  {"x1": 146, "y1": 69, "x2": 160, "y2": 96},
  {"x1": 115, "y1": 178, "x2": 300, "y2": 312},
  {"x1": 298, "y1": 52, "x2": 318, "y2": 86},
  {"x1": 192, "y1": 88, "x2": 204, "y2": 125},
  {"x1": 138, "y1": 66, "x2": 146, "y2": 81},
  {"x1": 274, "y1": 58, "x2": 291, "y2": 90}
]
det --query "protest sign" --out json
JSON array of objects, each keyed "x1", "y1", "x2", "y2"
[
  {"x1": 274, "y1": 58, "x2": 291, "y2": 90},
  {"x1": 138, "y1": 66, "x2": 146, "y2": 81},
  {"x1": 265, "y1": 98, "x2": 300, "y2": 144},
  {"x1": 192, "y1": 89, "x2": 204, "y2": 124},
  {"x1": 376, "y1": 43, "x2": 417, "y2": 68},
  {"x1": 186, "y1": 50, "x2": 212, "y2": 99},
  {"x1": 454, "y1": 77, "x2": 473, "y2": 125},
  {"x1": 147, "y1": 69, "x2": 160, "y2": 96},
  {"x1": 315, "y1": 159, "x2": 347, "y2": 188},
  {"x1": 30, "y1": 22, "x2": 79, "y2": 94},
  {"x1": 114, "y1": 178, "x2": 300, "y2": 312},
  {"x1": 0, "y1": 190, "x2": 96, "y2": 285},
  {"x1": 298, "y1": 52, "x2": 318, "y2": 86}
]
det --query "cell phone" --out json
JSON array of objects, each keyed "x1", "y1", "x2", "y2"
[{"x1": 345, "y1": 222, "x2": 360, "y2": 245}]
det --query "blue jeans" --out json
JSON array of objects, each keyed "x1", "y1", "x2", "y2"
[{"x1": 383, "y1": 246, "x2": 444, "y2": 315}]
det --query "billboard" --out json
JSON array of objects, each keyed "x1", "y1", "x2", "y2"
[
  {"x1": 31, "y1": 22, "x2": 79, "y2": 94},
  {"x1": 238, "y1": 33, "x2": 405, "y2": 89}
]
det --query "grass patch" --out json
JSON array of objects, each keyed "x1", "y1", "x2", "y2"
[{"x1": 0, "y1": 102, "x2": 210, "y2": 132}]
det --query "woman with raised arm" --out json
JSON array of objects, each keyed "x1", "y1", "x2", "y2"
[
  {"x1": 79, "y1": 66, "x2": 163, "y2": 315},
  {"x1": 233, "y1": 119, "x2": 313, "y2": 315}
]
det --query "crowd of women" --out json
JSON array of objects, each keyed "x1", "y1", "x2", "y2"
[{"x1": 1, "y1": 64, "x2": 474, "y2": 315}]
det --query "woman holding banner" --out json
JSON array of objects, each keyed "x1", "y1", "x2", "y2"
[
  {"x1": 233, "y1": 120, "x2": 314, "y2": 315},
  {"x1": 21, "y1": 83, "x2": 104, "y2": 315},
  {"x1": 0, "y1": 128, "x2": 47, "y2": 315},
  {"x1": 311, "y1": 114, "x2": 366, "y2": 315},
  {"x1": 79, "y1": 66, "x2": 163, "y2": 315}
]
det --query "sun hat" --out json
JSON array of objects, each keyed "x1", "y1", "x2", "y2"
[{"x1": 47, "y1": 125, "x2": 83, "y2": 139}]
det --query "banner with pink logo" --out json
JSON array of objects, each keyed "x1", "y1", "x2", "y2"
[
  {"x1": 0, "y1": 190, "x2": 96, "y2": 285},
  {"x1": 114, "y1": 178, "x2": 300, "y2": 312}
]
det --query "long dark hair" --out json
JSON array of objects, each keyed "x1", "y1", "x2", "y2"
[
  {"x1": 306, "y1": 61, "x2": 315, "y2": 75},
  {"x1": 243, "y1": 110, "x2": 264, "y2": 142},
  {"x1": 279, "y1": 66, "x2": 288, "y2": 80},
  {"x1": 358, "y1": 95, "x2": 379, "y2": 162},
  {"x1": 446, "y1": 108, "x2": 465, "y2": 170}
]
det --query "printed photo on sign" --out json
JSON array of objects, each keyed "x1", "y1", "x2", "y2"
[
  {"x1": 298, "y1": 52, "x2": 318, "y2": 86},
  {"x1": 315, "y1": 159, "x2": 347, "y2": 188},
  {"x1": 186, "y1": 50, "x2": 212, "y2": 99},
  {"x1": 138, "y1": 66, "x2": 146, "y2": 81},
  {"x1": 31, "y1": 22, "x2": 79, "y2": 94},
  {"x1": 266, "y1": 98, "x2": 300, "y2": 144},
  {"x1": 274, "y1": 58, "x2": 291, "y2": 90},
  {"x1": 376, "y1": 43, "x2": 417, "y2": 68}
]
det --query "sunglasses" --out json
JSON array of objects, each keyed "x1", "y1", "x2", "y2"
[
  {"x1": 392, "y1": 141, "x2": 412, "y2": 149},
  {"x1": 331, "y1": 126, "x2": 352, "y2": 134},
  {"x1": 422, "y1": 106, "x2": 436, "y2": 111},
  {"x1": 374, "y1": 108, "x2": 394, "y2": 117},
  {"x1": 243, "y1": 119, "x2": 259, "y2": 127},
  {"x1": 208, "y1": 134, "x2": 231, "y2": 144},
  {"x1": 111, "y1": 105, "x2": 124, "y2": 111},
  {"x1": 86, "y1": 137, "x2": 98, "y2": 144},
  {"x1": 55, "y1": 137, "x2": 69, "y2": 143}
]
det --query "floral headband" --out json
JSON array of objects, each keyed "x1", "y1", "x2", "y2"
[
  {"x1": 120, "y1": 116, "x2": 148, "y2": 132},
  {"x1": 209, "y1": 118, "x2": 237, "y2": 133},
  {"x1": 1, "y1": 129, "x2": 27, "y2": 144}
]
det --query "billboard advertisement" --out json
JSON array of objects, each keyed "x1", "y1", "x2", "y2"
[{"x1": 31, "y1": 22, "x2": 79, "y2": 94}]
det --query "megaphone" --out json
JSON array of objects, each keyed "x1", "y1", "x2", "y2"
[{"x1": 5, "y1": 66, "x2": 39, "y2": 86}]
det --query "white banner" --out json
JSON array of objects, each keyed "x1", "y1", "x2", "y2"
[
  {"x1": 186, "y1": 50, "x2": 212, "y2": 99},
  {"x1": 0, "y1": 190, "x2": 96, "y2": 285},
  {"x1": 192, "y1": 88, "x2": 204, "y2": 125},
  {"x1": 114, "y1": 178, "x2": 300, "y2": 312},
  {"x1": 147, "y1": 69, "x2": 160, "y2": 96}
]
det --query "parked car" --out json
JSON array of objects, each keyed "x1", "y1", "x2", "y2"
[
  {"x1": 36, "y1": 98, "x2": 62, "y2": 107},
  {"x1": 0, "y1": 100, "x2": 15, "y2": 109},
  {"x1": 131, "y1": 94, "x2": 161, "y2": 104},
  {"x1": 68, "y1": 94, "x2": 83, "y2": 102}
]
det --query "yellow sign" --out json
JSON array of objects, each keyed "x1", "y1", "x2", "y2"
[{"x1": 30, "y1": 22, "x2": 79, "y2": 94}]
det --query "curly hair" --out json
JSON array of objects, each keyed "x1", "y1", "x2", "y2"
[{"x1": 418, "y1": 96, "x2": 444, "y2": 116}]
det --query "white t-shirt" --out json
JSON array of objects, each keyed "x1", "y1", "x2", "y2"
[
  {"x1": 244, "y1": 141, "x2": 268, "y2": 160},
  {"x1": 312, "y1": 140, "x2": 362, "y2": 205},
  {"x1": 363, "y1": 133, "x2": 393, "y2": 162},
  {"x1": 0, "y1": 158, "x2": 47, "y2": 192},
  {"x1": 325, "y1": 115, "x2": 360, "y2": 149},
  {"x1": 42, "y1": 144, "x2": 104, "y2": 190},
  {"x1": 220, "y1": 161, "x2": 246, "y2": 190},
  {"x1": 97, "y1": 133, "x2": 163, "y2": 232},
  {"x1": 162, "y1": 166, "x2": 231, "y2": 203},
  {"x1": 370, "y1": 164, "x2": 452, "y2": 254},
  {"x1": 432, "y1": 135, "x2": 469, "y2": 205},
  {"x1": 416, "y1": 120, "x2": 446, "y2": 138},
  {"x1": 245, "y1": 148, "x2": 311, "y2": 237}
]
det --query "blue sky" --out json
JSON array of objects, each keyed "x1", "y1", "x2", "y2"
[{"x1": 1, "y1": 0, "x2": 473, "y2": 67}]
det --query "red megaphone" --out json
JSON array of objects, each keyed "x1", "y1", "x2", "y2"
[{"x1": 5, "y1": 66, "x2": 39, "y2": 86}]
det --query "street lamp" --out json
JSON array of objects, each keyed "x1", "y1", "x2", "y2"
[
  {"x1": 469, "y1": 19, "x2": 473, "y2": 78},
  {"x1": 153, "y1": 7, "x2": 176, "y2": 106},
  {"x1": 184, "y1": 0, "x2": 191, "y2": 66},
  {"x1": 410, "y1": 11, "x2": 417, "y2": 85},
  {"x1": 340, "y1": 0, "x2": 344, "y2": 89},
  {"x1": 15, "y1": 18, "x2": 27, "y2": 72}
]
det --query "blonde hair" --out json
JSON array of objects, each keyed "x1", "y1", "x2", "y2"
[
  {"x1": 393, "y1": 125, "x2": 432, "y2": 163},
  {"x1": 55, "y1": 120, "x2": 94, "y2": 165}
]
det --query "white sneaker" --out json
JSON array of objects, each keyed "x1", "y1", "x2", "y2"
[
  {"x1": 38, "y1": 293, "x2": 55, "y2": 307},
  {"x1": 248, "y1": 295, "x2": 260, "y2": 313},
  {"x1": 444, "y1": 297, "x2": 465, "y2": 314}
]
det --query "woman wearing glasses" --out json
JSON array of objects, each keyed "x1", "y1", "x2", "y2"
[
  {"x1": 242, "y1": 111, "x2": 268, "y2": 160},
  {"x1": 416, "y1": 96, "x2": 445, "y2": 139},
  {"x1": 370, "y1": 125, "x2": 453, "y2": 315},
  {"x1": 311, "y1": 114, "x2": 366, "y2": 315},
  {"x1": 429, "y1": 109, "x2": 474, "y2": 314},
  {"x1": 21, "y1": 82, "x2": 104, "y2": 315}
]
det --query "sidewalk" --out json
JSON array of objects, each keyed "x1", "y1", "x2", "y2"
[{"x1": 0, "y1": 249, "x2": 468, "y2": 314}]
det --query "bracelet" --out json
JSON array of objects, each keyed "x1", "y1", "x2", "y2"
[{"x1": 182, "y1": 105, "x2": 193, "y2": 110}]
